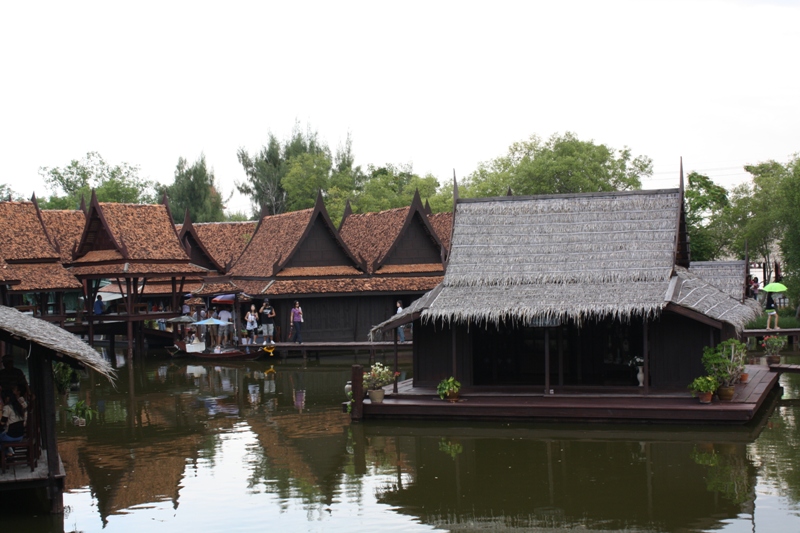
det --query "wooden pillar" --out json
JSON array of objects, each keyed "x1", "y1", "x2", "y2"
[
  {"x1": 351, "y1": 364, "x2": 364, "y2": 420},
  {"x1": 393, "y1": 328, "x2": 399, "y2": 394},
  {"x1": 643, "y1": 321, "x2": 649, "y2": 395},
  {"x1": 451, "y1": 325, "x2": 458, "y2": 379},
  {"x1": 558, "y1": 327, "x2": 564, "y2": 387},
  {"x1": 544, "y1": 328, "x2": 551, "y2": 394},
  {"x1": 35, "y1": 350, "x2": 63, "y2": 514}
]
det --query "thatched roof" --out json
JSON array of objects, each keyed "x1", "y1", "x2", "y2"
[
  {"x1": 370, "y1": 190, "x2": 760, "y2": 336},
  {"x1": 0, "y1": 306, "x2": 116, "y2": 380},
  {"x1": 689, "y1": 260, "x2": 747, "y2": 301}
]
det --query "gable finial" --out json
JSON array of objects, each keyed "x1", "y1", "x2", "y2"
[
  {"x1": 679, "y1": 157, "x2": 684, "y2": 192},
  {"x1": 79, "y1": 194, "x2": 87, "y2": 214},
  {"x1": 506, "y1": 187, "x2": 513, "y2": 196},
  {"x1": 424, "y1": 199, "x2": 432, "y2": 215}
]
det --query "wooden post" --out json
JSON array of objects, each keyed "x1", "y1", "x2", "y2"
[
  {"x1": 451, "y1": 325, "x2": 458, "y2": 379},
  {"x1": 558, "y1": 327, "x2": 564, "y2": 386},
  {"x1": 643, "y1": 321, "x2": 649, "y2": 395},
  {"x1": 351, "y1": 364, "x2": 364, "y2": 420},
  {"x1": 544, "y1": 329, "x2": 551, "y2": 394},
  {"x1": 36, "y1": 350, "x2": 63, "y2": 514},
  {"x1": 393, "y1": 328, "x2": 399, "y2": 393}
]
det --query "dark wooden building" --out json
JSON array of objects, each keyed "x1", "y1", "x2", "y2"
[{"x1": 374, "y1": 185, "x2": 761, "y2": 394}]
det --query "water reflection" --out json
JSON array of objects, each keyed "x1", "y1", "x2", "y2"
[{"x1": 49, "y1": 352, "x2": 800, "y2": 532}]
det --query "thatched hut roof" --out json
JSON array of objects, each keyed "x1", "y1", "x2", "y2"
[
  {"x1": 370, "y1": 190, "x2": 760, "y2": 336},
  {"x1": 0, "y1": 306, "x2": 116, "y2": 380},
  {"x1": 689, "y1": 260, "x2": 747, "y2": 301}
]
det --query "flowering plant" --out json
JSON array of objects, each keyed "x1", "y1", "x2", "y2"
[
  {"x1": 628, "y1": 356, "x2": 644, "y2": 368},
  {"x1": 363, "y1": 362, "x2": 399, "y2": 390},
  {"x1": 761, "y1": 335, "x2": 786, "y2": 357}
]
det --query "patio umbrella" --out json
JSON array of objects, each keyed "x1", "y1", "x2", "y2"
[
  {"x1": 211, "y1": 294, "x2": 236, "y2": 304},
  {"x1": 193, "y1": 318, "x2": 231, "y2": 326},
  {"x1": 762, "y1": 282, "x2": 788, "y2": 293}
]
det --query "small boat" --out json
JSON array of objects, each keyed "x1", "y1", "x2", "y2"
[{"x1": 170, "y1": 341, "x2": 263, "y2": 361}]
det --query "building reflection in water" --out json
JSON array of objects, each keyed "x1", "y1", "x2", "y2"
[{"x1": 55, "y1": 358, "x2": 788, "y2": 532}]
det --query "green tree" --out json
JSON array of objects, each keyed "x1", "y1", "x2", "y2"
[
  {"x1": 38, "y1": 152, "x2": 157, "y2": 208},
  {"x1": 160, "y1": 154, "x2": 226, "y2": 223},
  {"x1": 236, "y1": 134, "x2": 286, "y2": 217},
  {"x1": 685, "y1": 172, "x2": 730, "y2": 261},
  {"x1": 0, "y1": 184, "x2": 22, "y2": 201},
  {"x1": 463, "y1": 132, "x2": 652, "y2": 197},
  {"x1": 775, "y1": 155, "x2": 800, "y2": 312}
]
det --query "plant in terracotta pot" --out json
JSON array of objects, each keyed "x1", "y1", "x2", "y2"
[
  {"x1": 437, "y1": 376, "x2": 461, "y2": 401},
  {"x1": 688, "y1": 375, "x2": 718, "y2": 404},
  {"x1": 703, "y1": 339, "x2": 746, "y2": 401},
  {"x1": 761, "y1": 335, "x2": 786, "y2": 365},
  {"x1": 363, "y1": 362, "x2": 398, "y2": 404}
]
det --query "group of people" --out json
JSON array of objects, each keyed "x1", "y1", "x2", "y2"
[
  {"x1": 0, "y1": 355, "x2": 30, "y2": 456},
  {"x1": 243, "y1": 299, "x2": 304, "y2": 344}
]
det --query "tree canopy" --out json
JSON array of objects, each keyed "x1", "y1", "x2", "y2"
[
  {"x1": 462, "y1": 132, "x2": 652, "y2": 197},
  {"x1": 38, "y1": 152, "x2": 157, "y2": 209},
  {"x1": 685, "y1": 171, "x2": 730, "y2": 261},
  {"x1": 159, "y1": 154, "x2": 227, "y2": 223}
]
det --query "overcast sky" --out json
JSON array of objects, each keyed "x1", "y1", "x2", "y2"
[{"x1": 2, "y1": 0, "x2": 798, "y2": 214}]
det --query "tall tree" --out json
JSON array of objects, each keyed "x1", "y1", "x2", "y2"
[
  {"x1": 160, "y1": 154, "x2": 226, "y2": 223},
  {"x1": 685, "y1": 172, "x2": 730, "y2": 261},
  {"x1": 463, "y1": 132, "x2": 652, "y2": 197},
  {"x1": 775, "y1": 155, "x2": 800, "y2": 311},
  {"x1": 38, "y1": 152, "x2": 157, "y2": 209}
]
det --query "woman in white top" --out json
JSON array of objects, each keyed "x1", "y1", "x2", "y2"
[
  {"x1": 0, "y1": 390, "x2": 26, "y2": 452},
  {"x1": 245, "y1": 304, "x2": 259, "y2": 343}
]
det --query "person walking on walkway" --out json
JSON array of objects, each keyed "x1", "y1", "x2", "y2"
[
  {"x1": 765, "y1": 292, "x2": 780, "y2": 329},
  {"x1": 290, "y1": 301, "x2": 303, "y2": 344},
  {"x1": 396, "y1": 300, "x2": 405, "y2": 342}
]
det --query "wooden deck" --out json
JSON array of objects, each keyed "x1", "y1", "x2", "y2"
[
  {"x1": 0, "y1": 450, "x2": 64, "y2": 491},
  {"x1": 359, "y1": 364, "x2": 781, "y2": 424}
]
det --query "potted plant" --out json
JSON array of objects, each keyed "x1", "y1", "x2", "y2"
[
  {"x1": 628, "y1": 356, "x2": 644, "y2": 386},
  {"x1": 362, "y1": 362, "x2": 398, "y2": 404},
  {"x1": 761, "y1": 335, "x2": 786, "y2": 365},
  {"x1": 67, "y1": 400, "x2": 98, "y2": 426},
  {"x1": 702, "y1": 339, "x2": 746, "y2": 401},
  {"x1": 437, "y1": 376, "x2": 461, "y2": 402},
  {"x1": 688, "y1": 375, "x2": 718, "y2": 404}
]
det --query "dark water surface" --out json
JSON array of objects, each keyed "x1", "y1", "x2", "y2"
[{"x1": 31, "y1": 351, "x2": 800, "y2": 531}]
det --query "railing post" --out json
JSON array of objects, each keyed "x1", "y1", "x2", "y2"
[{"x1": 351, "y1": 364, "x2": 363, "y2": 420}]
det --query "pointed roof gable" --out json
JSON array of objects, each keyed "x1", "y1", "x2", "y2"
[
  {"x1": 75, "y1": 193, "x2": 189, "y2": 262},
  {"x1": 339, "y1": 191, "x2": 444, "y2": 274},
  {"x1": 0, "y1": 201, "x2": 61, "y2": 262},
  {"x1": 230, "y1": 193, "x2": 362, "y2": 279},
  {"x1": 0, "y1": 201, "x2": 81, "y2": 291}
]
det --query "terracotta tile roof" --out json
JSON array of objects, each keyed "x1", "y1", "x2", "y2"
[
  {"x1": 427, "y1": 212, "x2": 453, "y2": 252},
  {"x1": 228, "y1": 209, "x2": 314, "y2": 278},
  {"x1": 339, "y1": 207, "x2": 408, "y2": 270},
  {"x1": 74, "y1": 249, "x2": 125, "y2": 263},
  {"x1": 98, "y1": 280, "x2": 203, "y2": 295},
  {"x1": 375, "y1": 263, "x2": 445, "y2": 275},
  {"x1": 99, "y1": 203, "x2": 188, "y2": 261},
  {"x1": 7, "y1": 262, "x2": 82, "y2": 291},
  {"x1": 276, "y1": 266, "x2": 362, "y2": 277},
  {"x1": 71, "y1": 262, "x2": 209, "y2": 277},
  {"x1": 264, "y1": 276, "x2": 443, "y2": 296},
  {"x1": 0, "y1": 257, "x2": 19, "y2": 284},
  {"x1": 40, "y1": 209, "x2": 86, "y2": 263},
  {"x1": 193, "y1": 280, "x2": 244, "y2": 296},
  {"x1": 0, "y1": 202, "x2": 60, "y2": 261},
  {"x1": 192, "y1": 221, "x2": 257, "y2": 269},
  {"x1": 231, "y1": 280, "x2": 269, "y2": 295}
]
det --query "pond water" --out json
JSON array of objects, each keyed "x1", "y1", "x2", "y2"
[{"x1": 21, "y1": 351, "x2": 800, "y2": 531}]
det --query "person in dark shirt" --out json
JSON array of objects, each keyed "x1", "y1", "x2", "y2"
[
  {"x1": 765, "y1": 292, "x2": 780, "y2": 329},
  {"x1": 0, "y1": 355, "x2": 28, "y2": 400},
  {"x1": 93, "y1": 295, "x2": 105, "y2": 315}
]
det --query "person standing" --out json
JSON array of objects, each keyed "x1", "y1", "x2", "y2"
[
  {"x1": 260, "y1": 299, "x2": 276, "y2": 344},
  {"x1": 765, "y1": 292, "x2": 780, "y2": 329},
  {"x1": 245, "y1": 304, "x2": 259, "y2": 343},
  {"x1": 290, "y1": 301, "x2": 303, "y2": 344},
  {"x1": 218, "y1": 306, "x2": 232, "y2": 346},
  {"x1": 396, "y1": 300, "x2": 405, "y2": 342},
  {"x1": 93, "y1": 295, "x2": 105, "y2": 315}
]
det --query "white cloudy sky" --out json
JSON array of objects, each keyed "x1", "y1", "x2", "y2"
[{"x1": 2, "y1": 0, "x2": 798, "y2": 214}]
